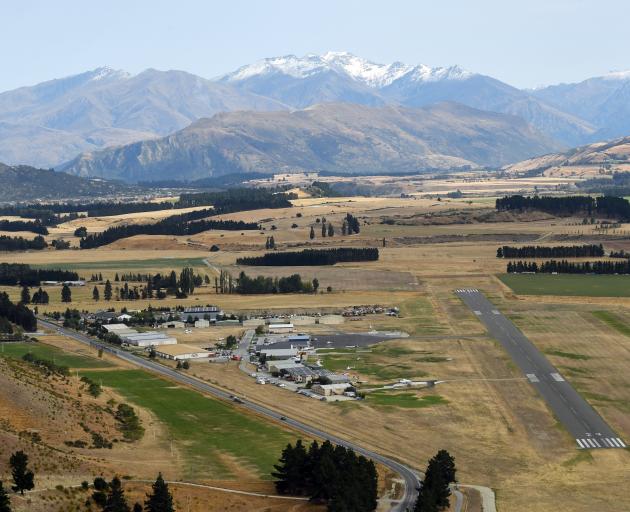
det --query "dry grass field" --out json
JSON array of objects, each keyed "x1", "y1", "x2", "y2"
[{"x1": 3, "y1": 178, "x2": 630, "y2": 511}]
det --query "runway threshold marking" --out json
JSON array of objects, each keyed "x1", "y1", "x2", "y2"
[
  {"x1": 550, "y1": 373, "x2": 565, "y2": 382},
  {"x1": 526, "y1": 374, "x2": 539, "y2": 383}
]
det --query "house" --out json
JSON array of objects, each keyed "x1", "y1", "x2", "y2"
[
  {"x1": 268, "y1": 323, "x2": 294, "y2": 334},
  {"x1": 267, "y1": 360, "x2": 304, "y2": 375},
  {"x1": 311, "y1": 383, "x2": 353, "y2": 397},
  {"x1": 154, "y1": 344, "x2": 212, "y2": 360},
  {"x1": 194, "y1": 319, "x2": 210, "y2": 328}
]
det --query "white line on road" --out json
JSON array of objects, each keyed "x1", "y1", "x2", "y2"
[
  {"x1": 550, "y1": 373, "x2": 565, "y2": 382},
  {"x1": 576, "y1": 439, "x2": 585, "y2": 448},
  {"x1": 526, "y1": 374, "x2": 539, "y2": 383}
]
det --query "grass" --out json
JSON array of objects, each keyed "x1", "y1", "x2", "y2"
[
  {"x1": 320, "y1": 354, "x2": 426, "y2": 381},
  {"x1": 365, "y1": 392, "x2": 447, "y2": 409},
  {"x1": 80, "y1": 369, "x2": 296, "y2": 479},
  {"x1": 592, "y1": 310, "x2": 630, "y2": 337},
  {"x1": 377, "y1": 296, "x2": 447, "y2": 335},
  {"x1": 0, "y1": 342, "x2": 112, "y2": 368},
  {"x1": 32, "y1": 257, "x2": 208, "y2": 271},
  {"x1": 499, "y1": 273, "x2": 630, "y2": 297},
  {"x1": 544, "y1": 349, "x2": 591, "y2": 361}
]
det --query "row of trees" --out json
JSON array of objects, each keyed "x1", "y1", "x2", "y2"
[
  {"x1": 0, "y1": 263, "x2": 78, "y2": 286},
  {"x1": 237, "y1": 248, "x2": 379, "y2": 266},
  {"x1": 176, "y1": 187, "x2": 295, "y2": 213},
  {"x1": 273, "y1": 440, "x2": 377, "y2": 511},
  {"x1": 497, "y1": 244, "x2": 605, "y2": 259},
  {"x1": 0, "y1": 235, "x2": 47, "y2": 252},
  {"x1": 506, "y1": 259, "x2": 630, "y2": 274},
  {"x1": 91, "y1": 473, "x2": 174, "y2": 512},
  {"x1": 235, "y1": 272, "x2": 318, "y2": 294},
  {"x1": 79, "y1": 209, "x2": 258, "y2": 249},
  {"x1": 496, "y1": 194, "x2": 630, "y2": 220},
  {"x1": 0, "y1": 292, "x2": 36, "y2": 332},
  {"x1": 0, "y1": 219, "x2": 48, "y2": 235}
]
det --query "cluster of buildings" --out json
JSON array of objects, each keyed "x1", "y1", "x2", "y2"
[{"x1": 342, "y1": 305, "x2": 399, "y2": 317}]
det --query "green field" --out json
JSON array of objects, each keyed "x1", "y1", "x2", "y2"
[
  {"x1": 80, "y1": 369, "x2": 296, "y2": 479},
  {"x1": 0, "y1": 342, "x2": 112, "y2": 368},
  {"x1": 365, "y1": 391, "x2": 447, "y2": 409},
  {"x1": 499, "y1": 273, "x2": 630, "y2": 297},
  {"x1": 321, "y1": 353, "x2": 427, "y2": 381},
  {"x1": 32, "y1": 257, "x2": 207, "y2": 271},
  {"x1": 592, "y1": 310, "x2": 630, "y2": 336}
]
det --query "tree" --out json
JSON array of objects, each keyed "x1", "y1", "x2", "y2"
[
  {"x1": 321, "y1": 222, "x2": 327, "y2": 237},
  {"x1": 144, "y1": 473, "x2": 174, "y2": 512},
  {"x1": 74, "y1": 226, "x2": 88, "y2": 238},
  {"x1": 414, "y1": 450, "x2": 456, "y2": 512},
  {"x1": 93, "y1": 286, "x2": 100, "y2": 301},
  {"x1": 104, "y1": 280, "x2": 113, "y2": 301},
  {"x1": 182, "y1": 360, "x2": 190, "y2": 370},
  {"x1": 312, "y1": 278, "x2": 319, "y2": 293},
  {"x1": 327, "y1": 223, "x2": 334, "y2": 237},
  {"x1": 133, "y1": 504, "x2": 143, "y2": 512},
  {"x1": 104, "y1": 477, "x2": 130, "y2": 512},
  {"x1": 20, "y1": 286, "x2": 30, "y2": 305},
  {"x1": 0, "y1": 480, "x2": 11, "y2": 512},
  {"x1": 61, "y1": 284, "x2": 72, "y2": 303},
  {"x1": 341, "y1": 221, "x2": 347, "y2": 236},
  {"x1": 9, "y1": 451, "x2": 34, "y2": 495},
  {"x1": 309, "y1": 226, "x2": 315, "y2": 240}
]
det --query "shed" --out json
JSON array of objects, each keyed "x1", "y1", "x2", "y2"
[
  {"x1": 268, "y1": 323, "x2": 294, "y2": 334},
  {"x1": 194, "y1": 319, "x2": 210, "y2": 328},
  {"x1": 154, "y1": 344, "x2": 212, "y2": 360}
]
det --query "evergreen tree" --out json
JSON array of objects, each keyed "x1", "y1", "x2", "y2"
[
  {"x1": 9, "y1": 451, "x2": 34, "y2": 495},
  {"x1": 115, "y1": 273, "x2": 120, "y2": 282},
  {"x1": 321, "y1": 222, "x2": 327, "y2": 237},
  {"x1": 327, "y1": 223, "x2": 334, "y2": 237},
  {"x1": 20, "y1": 286, "x2": 30, "y2": 305},
  {"x1": 341, "y1": 222, "x2": 347, "y2": 236},
  {"x1": 144, "y1": 473, "x2": 174, "y2": 512},
  {"x1": 312, "y1": 278, "x2": 319, "y2": 293},
  {"x1": 104, "y1": 280, "x2": 113, "y2": 301},
  {"x1": 309, "y1": 226, "x2": 315, "y2": 240},
  {"x1": 104, "y1": 477, "x2": 130, "y2": 512},
  {"x1": 61, "y1": 284, "x2": 72, "y2": 303},
  {"x1": 133, "y1": 504, "x2": 143, "y2": 512},
  {"x1": 93, "y1": 286, "x2": 100, "y2": 301},
  {"x1": 0, "y1": 480, "x2": 11, "y2": 512},
  {"x1": 269, "y1": 236, "x2": 275, "y2": 249}
]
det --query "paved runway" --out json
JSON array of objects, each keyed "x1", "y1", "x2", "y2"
[{"x1": 456, "y1": 289, "x2": 626, "y2": 450}]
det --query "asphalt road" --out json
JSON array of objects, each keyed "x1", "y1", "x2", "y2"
[
  {"x1": 38, "y1": 319, "x2": 419, "y2": 511},
  {"x1": 456, "y1": 289, "x2": 627, "y2": 450}
]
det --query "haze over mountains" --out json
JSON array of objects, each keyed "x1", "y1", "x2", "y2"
[{"x1": 2, "y1": 52, "x2": 630, "y2": 179}]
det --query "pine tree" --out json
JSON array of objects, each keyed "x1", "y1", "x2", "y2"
[
  {"x1": 104, "y1": 477, "x2": 130, "y2": 512},
  {"x1": 133, "y1": 503, "x2": 142, "y2": 512},
  {"x1": 327, "y1": 223, "x2": 334, "y2": 237},
  {"x1": 93, "y1": 286, "x2": 100, "y2": 301},
  {"x1": 341, "y1": 222, "x2": 347, "y2": 236},
  {"x1": 312, "y1": 278, "x2": 319, "y2": 293},
  {"x1": 9, "y1": 451, "x2": 34, "y2": 495},
  {"x1": 0, "y1": 480, "x2": 11, "y2": 512},
  {"x1": 61, "y1": 284, "x2": 72, "y2": 303},
  {"x1": 321, "y1": 222, "x2": 326, "y2": 237},
  {"x1": 115, "y1": 273, "x2": 120, "y2": 282},
  {"x1": 104, "y1": 280, "x2": 113, "y2": 301},
  {"x1": 309, "y1": 226, "x2": 315, "y2": 240},
  {"x1": 144, "y1": 473, "x2": 174, "y2": 512},
  {"x1": 20, "y1": 286, "x2": 30, "y2": 305}
]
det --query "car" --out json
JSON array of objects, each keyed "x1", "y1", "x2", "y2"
[
  {"x1": 232, "y1": 397, "x2": 243, "y2": 404},
  {"x1": 280, "y1": 416, "x2": 287, "y2": 421}
]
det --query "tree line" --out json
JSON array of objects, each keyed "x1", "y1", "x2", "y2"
[
  {"x1": 176, "y1": 187, "x2": 296, "y2": 213},
  {"x1": 507, "y1": 259, "x2": 630, "y2": 274},
  {"x1": 0, "y1": 292, "x2": 37, "y2": 332},
  {"x1": 0, "y1": 219, "x2": 48, "y2": 235},
  {"x1": 273, "y1": 439, "x2": 377, "y2": 511},
  {"x1": 0, "y1": 263, "x2": 79, "y2": 286},
  {"x1": 79, "y1": 209, "x2": 258, "y2": 249},
  {"x1": 0, "y1": 235, "x2": 48, "y2": 251},
  {"x1": 236, "y1": 247, "x2": 379, "y2": 266},
  {"x1": 495, "y1": 194, "x2": 630, "y2": 220},
  {"x1": 497, "y1": 244, "x2": 604, "y2": 259},
  {"x1": 235, "y1": 271, "x2": 318, "y2": 294}
]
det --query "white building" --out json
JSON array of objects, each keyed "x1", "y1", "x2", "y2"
[
  {"x1": 154, "y1": 344, "x2": 212, "y2": 360},
  {"x1": 311, "y1": 383, "x2": 353, "y2": 397},
  {"x1": 260, "y1": 347, "x2": 299, "y2": 360},
  {"x1": 194, "y1": 319, "x2": 210, "y2": 328},
  {"x1": 121, "y1": 332, "x2": 177, "y2": 347},
  {"x1": 268, "y1": 323, "x2": 294, "y2": 334}
]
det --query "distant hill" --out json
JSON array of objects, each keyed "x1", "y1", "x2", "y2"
[
  {"x1": 60, "y1": 102, "x2": 561, "y2": 182},
  {"x1": 504, "y1": 136, "x2": 630, "y2": 175},
  {"x1": 0, "y1": 163, "x2": 129, "y2": 201}
]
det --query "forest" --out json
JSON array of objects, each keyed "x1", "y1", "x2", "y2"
[
  {"x1": 0, "y1": 263, "x2": 79, "y2": 286},
  {"x1": 235, "y1": 271, "x2": 317, "y2": 294},
  {"x1": 176, "y1": 187, "x2": 296, "y2": 213},
  {"x1": 497, "y1": 244, "x2": 604, "y2": 258},
  {"x1": 0, "y1": 219, "x2": 49, "y2": 235},
  {"x1": 507, "y1": 259, "x2": 630, "y2": 274},
  {"x1": 496, "y1": 194, "x2": 630, "y2": 219},
  {"x1": 236, "y1": 247, "x2": 379, "y2": 266},
  {"x1": 0, "y1": 292, "x2": 37, "y2": 332},
  {"x1": 0, "y1": 235, "x2": 48, "y2": 251},
  {"x1": 79, "y1": 209, "x2": 258, "y2": 248}
]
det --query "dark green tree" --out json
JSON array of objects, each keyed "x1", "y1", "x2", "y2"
[
  {"x1": 327, "y1": 223, "x2": 334, "y2": 237},
  {"x1": 20, "y1": 286, "x2": 30, "y2": 305},
  {"x1": 144, "y1": 473, "x2": 174, "y2": 512},
  {"x1": 321, "y1": 222, "x2": 326, "y2": 237},
  {"x1": 133, "y1": 503, "x2": 143, "y2": 512},
  {"x1": 309, "y1": 226, "x2": 315, "y2": 240},
  {"x1": 104, "y1": 280, "x2": 113, "y2": 301},
  {"x1": 9, "y1": 451, "x2": 34, "y2": 495},
  {"x1": 104, "y1": 477, "x2": 130, "y2": 512},
  {"x1": 0, "y1": 480, "x2": 11, "y2": 512},
  {"x1": 312, "y1": 278, "x2": 319, "y2": 293},
  {"x1": 61, "y1": 284, "x2": 72, "y2": 303},
  {"x1": 272, "y1": 440, "x2": 308, "y2": 495},
  {"x1": 93, "y1": 286, "x2": 100, "y2": 301}
]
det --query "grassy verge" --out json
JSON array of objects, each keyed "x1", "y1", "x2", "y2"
[
  {"x1": 544, "y1": 349, "x2": 591, "y2": 361},
  {"x1": 499, "y1": 273, "x2": 630, "y2": 297},
  {"x1": 592, "y1": 310, "x2": 630, "y2": 337},
  {"x1": 80, "y1": 369, "x2": 296, "y2": 479},
  {"x1": 32, "y1": 257, "x2": 208, "y2": 271},
  {"x1": 0, "y1": 342, "x2": 112, "y2": 368},
  {"x1": 365, "y1": 392, "x2": 447, "y2": 409}
]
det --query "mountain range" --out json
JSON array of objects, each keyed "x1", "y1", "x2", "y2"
[
  {"x1": 59, "y1": 102, "x2": 560, "y2": 182},
  {"x1": 2, "y1": 52, "x2": 630, "y2": 178}
]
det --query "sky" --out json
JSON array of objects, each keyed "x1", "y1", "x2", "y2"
[{"x1": 2, "y1": 0, "x2": 630, "y2": 92}]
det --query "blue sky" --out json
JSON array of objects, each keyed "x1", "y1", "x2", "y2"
[{"x1": 2, "y1": 0, "x2": 629, "y2": 91}]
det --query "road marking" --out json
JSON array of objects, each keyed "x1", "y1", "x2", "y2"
[
  {"x1": 550, "y1": 373, "x2": 565, "y2": 382},
  {"x1": 491, "y1": 310, "x2": 500, "y2": 315},
  {"x1": 526, "y1": 373, "x2": 539, "y2": 383},
  {"x1": 604, "y1": 438, "x2": 614, "y2": 447},
  {"x1": 474, "y1": 311, "x2": 482, "y2": 316},
  {"x1": 616, "y1": 438, "x2": 627, "y2": 447},
  {"x1": 592, "y1": 439, "x2": 601, "y2": 448},
  {"x1": 576, "y1": 439, "x2": 586, "y2": 448}
]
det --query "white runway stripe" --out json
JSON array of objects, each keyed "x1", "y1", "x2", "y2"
[
  {"x1": 593, "y1": 439, "x2": 601, "y2": 447},
  {"x1": 576, "y1": 439, "x2": 586, "y2": 448},
  {"x1": 587, "y1": 439, "x2": 596, "y2": 448},
  {"x1": 616, "y1": 438, "x2": 626, "y2": 447}
]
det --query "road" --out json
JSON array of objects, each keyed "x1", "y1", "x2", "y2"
[
  {"x1": 38, "y1": 319, "x2": 419, "y2": 511},
  {"x1": 456, "y1": 289, "x2": 627, "y2": 450}
]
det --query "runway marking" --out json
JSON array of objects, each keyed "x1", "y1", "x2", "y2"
[
  {"x1": 616, "y1": 437, "x2": 626, "y2": 447},
  {"x1": 474, "y1": 311, "x2": 482, "y2": 316},
  {"x1": 526, "y1": 373, "x2": 539, "y2": 383},
  {"x1": 550, "y1": 373, "x2": 565, "y2": 382},
  {"x1": 576, "y1": 439, "x2": 586, "y2": 448},
  {"x1": 491, "y1": 310, "x2": 500, "y2": 315}
]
